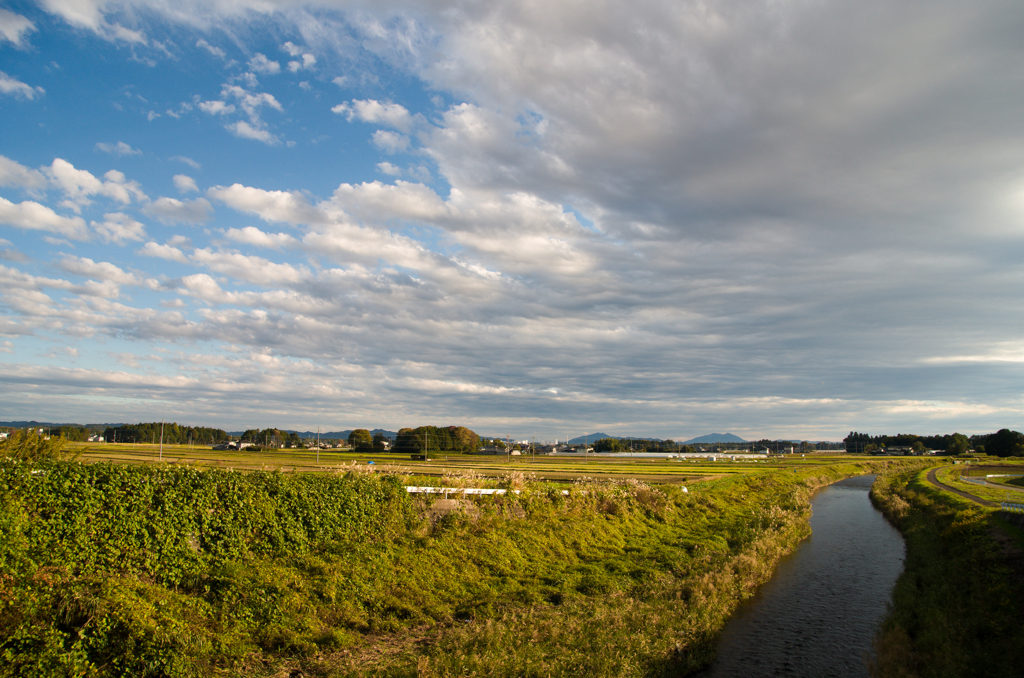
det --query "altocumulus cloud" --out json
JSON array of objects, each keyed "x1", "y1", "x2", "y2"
[{"x1": 0, "y1": 0, "x2": 1022, "y2": 440}]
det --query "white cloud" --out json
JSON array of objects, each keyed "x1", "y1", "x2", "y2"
[
  {"x1": 0, "y1": 71, "x2": 44, "y2": 100},
  {"x1": 225, "y1": 226, "x2": 297, "y2": 249},
  {"x1": 138, "y1": 241, "x2": 188, "y2": 264},
  {"x1": 0, "y1": 197, "x2": 89, "y2": 239},
  {"x1": 288, "y1": 54, "x2": 316, "y2": 72},
  {"x1": 0, "y1": 155, "x2": 48, "y2": 191},
  {"x1": 281, "y1": 41, "x2": 303, "y2": 57},
  {"x1": 8, "y1": 0, "x2": 1024, "y2": 438},
  {"x1": 143, "y1": 197, "x2": 213, "y2": 224},
  {"x1": 91, "y1": 212, "x2": 147, "y2": 243},
  {"x1": 332, "y1": 99, "x2": 413, "y2": 133},
  {"x1": 44, "y1": 159, "x2": 147, "y2": 209},
  {"x1": 372, "y1": 130, "x2": 410, "y2": 154},
  {"x1": 191, "y1": 249, "x2": 308, "y2": 285},
  {"x1": 0, "y1": 9, "x2": 35, "y2": 48},
  {"x1": 198, "y1": 100, "x2": 235, "y2": 115},
  {"x1": 208, "y1": 184, "x2": 325, "y2": 225},
  {"x1": 196, "y1": 39, "x2": 226, "y2": 59},
  {"x1": 248, "y1": 53, "x2": 280, "y2": 75},
  {"x1": 226, "y1": 120, "x2": 277, "y2": 144},
  {"x1": 95, "y1": 141, "x2": 141, "y2": 156},
  {"x1": 171, "y1": 156, "x2": 201, "y2": 170},
  {"x1": 37, "y1": 0, "x2": 144, "y2": 44},
  {"x1": 57, "y1": 255, "x2": 141, "y2": 286},
  {"x1": 222, "y1": 85, "x2": 283, "y2": 117},
  {"x1": 173, "y1": 174, "x2": 199, "y2": 194}
]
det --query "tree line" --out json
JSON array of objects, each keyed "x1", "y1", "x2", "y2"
[
  {"x1": 391, "y1": 426, "x2": 480, "y2": 454},
  {"x1": 844, "y1": 429, "x2": 1024, "y2": 457},
  {"x1": 103, "y1": 423, "x2": 229, "y2": 445}
]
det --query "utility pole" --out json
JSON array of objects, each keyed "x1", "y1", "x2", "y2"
[
  {"x1": 159, "y1": 420, "x2": 164, "y2": 461},
  {"x1": 317, "y1": 426, "x2": 320, "y2": 464}
]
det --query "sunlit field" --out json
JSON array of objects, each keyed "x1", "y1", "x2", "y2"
[{"x1": 72, "y1": 441, "x2": 875, "y2": 485}]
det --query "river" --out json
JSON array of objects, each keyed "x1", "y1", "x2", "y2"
[{"x1": 695, "y1": 474, "x2": 905, "y2": 678}]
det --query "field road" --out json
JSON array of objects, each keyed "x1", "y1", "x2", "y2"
[{"x1": 925, "y1": 467, "x2": 999, "y2": 507}]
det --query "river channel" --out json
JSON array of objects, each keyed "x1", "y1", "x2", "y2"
[{"x1": 695, "y1": 474, "x2": 905, "y2": 678}]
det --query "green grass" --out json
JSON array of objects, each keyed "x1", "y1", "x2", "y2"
[
  {"x1": 869, "y1": 468, "x2": 1024, "y2": 678},
  {"x1": 935, "y1": 464, "x2": 1024, "y2": 503},
  {"x1": 0, "y1": 457, "x2": 931, "y2": 677}
]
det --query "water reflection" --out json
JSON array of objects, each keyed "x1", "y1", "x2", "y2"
[{"x1": 695, "y1": 474, "x2": 904, "y2": 678}]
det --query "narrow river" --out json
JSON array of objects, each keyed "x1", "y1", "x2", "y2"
[{"x1": 696, "y1": 474, "x2": 905, "y2": 678}]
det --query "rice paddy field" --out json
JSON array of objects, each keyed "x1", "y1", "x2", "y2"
[{"x1": 71, "y1": 440, "x2": 860, "y2": 486}]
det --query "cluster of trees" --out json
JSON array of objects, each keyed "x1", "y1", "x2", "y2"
[
  {"x1": 843, "y1": 430, "x2": 1024, "y2": 457},
  {"x1": 51, "y1": 426, "x2": 103, "y2": 441},
  {"x1": 103, "y1": 423, "x2": 229, "y2": 445},
  {"x1": 346, "y1": 429, "x2": 390, "y2": 452},
  {"x1": 591, "y1": 438, "x2": 695, "y2": 453},
  {"x1": 393, "y1": 426, "x2": 480, "y2": 454},
  {"x1": 238, "y1": 429, "x2": 309, "y2": 448}
]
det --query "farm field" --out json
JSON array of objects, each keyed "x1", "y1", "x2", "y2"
[{"x1": 73, "y1": 441, "x2": 869, "y2": 485}]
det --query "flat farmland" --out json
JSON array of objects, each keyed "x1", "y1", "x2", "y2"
[{"x1": 71, "y1": 441, "x2": 863, "y2": 484}]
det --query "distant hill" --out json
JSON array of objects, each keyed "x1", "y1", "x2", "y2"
[
  {"x1": 683, "y1": 433, "x2": 748, "y2": 444},
  {"x1": 564, "y1": 433, "x2": 668, "y2": 445},
  {"x1": 566, "y1": 432, "x2": 614, "y2": 445}
]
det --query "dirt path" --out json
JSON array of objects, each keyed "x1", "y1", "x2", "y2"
[{"x1": 925, "y1": 467, "x2": 999, "y2": 507}]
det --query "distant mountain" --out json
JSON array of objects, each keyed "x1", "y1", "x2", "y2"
[
  {"x1": 564, "y1": 432, "x2": 614, "y2": 445},
  {"x1": 683, "y1": 433, "x2": 748, "y2": 444},
  {"x1": 544, "y1": 433, "x2": 671, "y2": 445}
]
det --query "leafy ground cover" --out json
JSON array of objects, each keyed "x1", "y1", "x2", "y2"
[
  {"x1": 0, "y1": 454, "x2": 925, "y2": 677},
  {"x1": 869, "y1": 467, "x2": 1024, "y2": 677}
]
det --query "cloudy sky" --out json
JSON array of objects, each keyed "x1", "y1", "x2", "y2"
[{"x1": 1, "y1": 0, "x2": 1022, "y2": 441}]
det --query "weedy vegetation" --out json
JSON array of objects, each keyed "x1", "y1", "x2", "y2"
[
  {"x1": 0, "y1": 453, "x2": 928, "y2": 677},
  {"x1": 869, "y1": 467, "x2": 1024, "y2": 678}
]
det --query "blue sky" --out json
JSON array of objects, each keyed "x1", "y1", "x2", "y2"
[{"x1": 1, "y1": 0, "x2": 1024, "y2": 441}]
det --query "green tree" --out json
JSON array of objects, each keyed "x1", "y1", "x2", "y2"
[
  {"x1": 1, "y1": 429, "x2": 70, "y2": 461},
  {"x1": 594, "y1": 437, "x2": 621, "y2": 452},
  {"x1": 348, "y1": 429, "x2": 373, "y2": 451},
  {"x1": 947, "y1": 433, "x2": 970, "y2": 455},
  {"x1": 982, "y1": 429, "x2": 1024, "y2": 458}
]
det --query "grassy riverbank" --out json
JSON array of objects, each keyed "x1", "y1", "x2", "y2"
[
  {"x1": 869, "y1": 467, "x2": 1024, "y2": 678},
  {"x1": 0, "y1": 458, "x2": 925, "y2": 677}
]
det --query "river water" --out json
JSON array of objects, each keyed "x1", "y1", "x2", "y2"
[{"x1": 695, "y1": 474, "x2": 905, "y2": 678}]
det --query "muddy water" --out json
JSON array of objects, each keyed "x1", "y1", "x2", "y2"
[{"x1": 696, "y1": 474, "x2": 904, "y2": 678}]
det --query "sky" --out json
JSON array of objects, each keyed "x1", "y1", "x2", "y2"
[{"x1": 1, "y1": 0, "x2": 1023, "y2": 442}]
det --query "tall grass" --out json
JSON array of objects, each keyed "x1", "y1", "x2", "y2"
[
  {"x1": 869, "y1": 468, "x2": 1024, "y2": 678},
  {"x1": 0, "y1": 458, "x2": 925, "y2": 677}
]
